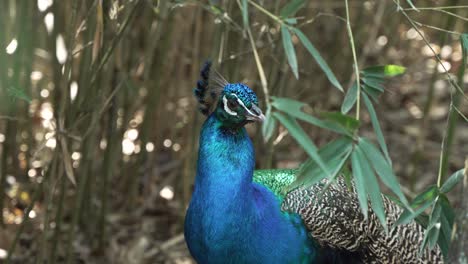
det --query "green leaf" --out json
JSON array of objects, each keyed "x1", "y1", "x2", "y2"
[
  {"x1": 7, "y1": 87, "x2": 32, "y2": 103},
  {"x1": 354, "y1": 145, "x2": 388, "y2": 232},
  {"x1": 359, "y1": 138, "x2": 410, "y2": 208},
  {"x1": 320, "y1": 148, "x2": 353, "y2": 191},
  {"x1": 429, "y1": 200, "x2": 442, "y2": 225},
  {"x1": 284, "y1": 18, "x2": 297, "y2": 25},
  {"x1": 428, "y1": 223, "x2": 441, "y2": 250},
  {"x1": 440, "y1": 168, "x2": 464, "y2": 193},
  {"x1": 412, "y1": 185, "x2": 438, "y2": 205},
  {"x1": 271, "y1": 97, "x2": 350, "y2": 135},
  {"x1": 281, "y1": 25, "x2": 298, "y2": 79},
  {"x1": 363, "y1": 85, "x2": 381, "y2": 102},
  {"x1": 362, "y1": 77, "x2": 385, "y2": 92},
  {"x1": 341, "y1": 83, "x2": 358, "y2": 114},
  {"x1": 320, "y1": 112, "x2": 360, "y2": 134},
  {"x1": 280, "y1": 0, "x2": 306, "y2": 17},
  {"x1": 273, "y1": 112, "x2": 330, "y2": 176},
  {"x1": 362, "y1": 93, "x2": 391, "y2": 164},
  {"x1": 362, "y1": 65, "x2": 406, "y2": 77},
  {"x1": 262, "y1": 106, "x2": 277, "y2": 141},
  {"x1": 351, "y1": 148, "x2": 369, "y2": 220},
  {"x1": 396, "y1": 199, "x2": 434, "y2": 226},
  {"x1": 461, "y1": 34, "x2": 468, "y2": 62},
  {"x1": 294, "y1": 144, "x2": 352, "y2": 190},
  {"x1": 242, "y1": 0, "x2": 248, "y2": 28},
  {"x1": 292, "y1": 28, "x2": 343, "y2": 92},
  {"x1": 438, "y1": 195, "x2": 454, "y2": 256},
  {"x1": 300, "y1": 137, "x2": 353, "y2": 175}
]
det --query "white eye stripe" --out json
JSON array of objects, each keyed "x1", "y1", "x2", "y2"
[
  {"x1": 236, "y1": 98, "x2": 256, "y2": 117},
  {"x1": 223, "y1": 95, "x2": 237, "y2": 116}
]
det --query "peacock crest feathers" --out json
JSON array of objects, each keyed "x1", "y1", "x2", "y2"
[{"x1": 193, "y1": 61, "x2": 228, "y2": 116}]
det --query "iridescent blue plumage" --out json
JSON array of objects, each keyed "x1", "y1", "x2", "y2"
[
  {"x1": 185, "y1": 62, "x2": 443, "y2": 264},
  {"x1": 185, "y1": 63, "x2": 314, "y2": 263},
  {"x1": 185, "y1": 114, "x2": 314, "y2": 263}
]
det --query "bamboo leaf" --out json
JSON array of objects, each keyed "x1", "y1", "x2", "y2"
[
  {"x1": 271, "y1": 97, "x2": 350, "y2": 135},
  {"x1": 300, "y1": 137, "x2": 353, "y2": 175},
  {"x1": 351, "y1": 148, "x2": 369, "y2": 220},
  {"x1": 396, "y1": 199, "x2": 434, "y2": 226},
  {"x1": 320, "y1": 111, "x2": 360, "y2": 134},
  {"x1": 428, "y1": 224, "x2": 441, "y2": 250},
  {"x1": 461, "y1": 34, "x2": 468, "y2": 63},
  {"x1": 341, "y1": 83, "x2": 358, "y2": 114},
  {"x1": 440, "y1": 168, "x2": 464, "y2": 193},
  {"x1": 362, "y1": 77, "x2": 385, "y2": 92},
  {"x1": 293, "y1": 145, "x2": 351, "y2": 190},
  {"x1": 363, "y1": 86, "x2": 381, "y2": 102},
  {"x1": 413, "y1": 185, "x2": 439, "y2": 205},
  {"x1": 262, "y1": 106, "x2": 276, "y2": 141},
  {"x1": 359, "y1": 138, "x2": 410, "y2": 208},
  {"x1": 362, "y1": 65, "x2": 406, "y2": 77},
  {"x1": 292, "y1": 28, "x2": 343, "y2": 92},
  {"x1": 280, "y1": 0, "x2": 306, "y2": 17},
  {"x1": 355, "y1": 145, "x2": 388, "y2": 231},
  {"x1": 362, "y1": 93, "x2": 391, "y2": 164},
  {"x1": 281, "y1": 25, "x2": 298, "y2": 79},
  {"x1": 274, "y1": 112, "x2": 330, "y2": 176}
]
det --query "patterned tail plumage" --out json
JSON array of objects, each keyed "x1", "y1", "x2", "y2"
[{"x1": 282, "y1": 178, "x2": 443, "y2": 264}]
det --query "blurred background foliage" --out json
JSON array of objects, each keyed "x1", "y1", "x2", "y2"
[{"x1": 0, "y1": 0, "x2": 467, "y2": 263}]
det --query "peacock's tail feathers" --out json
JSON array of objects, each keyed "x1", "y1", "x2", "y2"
[
  {"x1": 194, "y1": 61, "x2": 228, "y2": 116},
  {"x1": 282, "y1": 177, "x2": 443, "y2": 264}
]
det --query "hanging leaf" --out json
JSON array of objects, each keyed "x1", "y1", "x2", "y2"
[
  {"x1": 396, "y1": 199, "x2": 434, "y2": 226},
  {"x1": 351, "y1": 148, "x2": 369, "y2": 220},
  {"x1": 412, "y1": 185, "x2": 439, "y2": 205},
  {"x1": 359, "y1": 138, "x2": 410, "y2": 208},
  {"x1": 241, "y1": 0, "x2": 248, "y2": 28},
  {"x1": 300, "y1": 137, "x2": 353, "y2": 175},
  {"x1": 271, "y1": 97, "x2": 350, "y2": 135},
  {"x1": 293, "y1": 145, "x2": 352, "y2": 190},
  {"x1": 362, "y1": 93, "x2": 391, "y2": 164},
  {"x1": 341, "y1": 82, "x2": 358, "y2": 114},
  {"x1": 362, "y1": 77, "x2": 385, "y2": 92},
  {"x1": 440, "y1": 168, "x2": 464, "y2": 193},
  {"x1": 293, "y1": 28, "x2": 343, "y2": 92},
  {"x1": 273, "y1": 112, "x2": 330, "y2": 176},
  {"x1": 262, "y1": 106, "x2": 277, "y2": 142},
  {"x1": 354, "y1": 145, "x2": 388, "y2": 232},
  {"x1": 461, "y1": 34, "x2": 468, "y2": 65},
  {"x1": 320, "y1": 111, "x2": 360, "y2": 134},
  {"x1": 362, "y1": 65, "x2": 406, "y2": 77},
  {"x1": 281, "y1": 25, "x2": 299, "y2": 79},
  {"x1": 363, "y1": 86, "x2": 381, "y2": 102},
  {"x1": 280, "y1": 0, "x2": 306, "y2": 17}
]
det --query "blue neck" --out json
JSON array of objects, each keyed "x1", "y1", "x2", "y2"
[
  {"x1": 185, "y1": 113, "x2": 314, "y2": 264},
  {"x1": 195, "y1": 113, "x2": 254, "y2": 199}
]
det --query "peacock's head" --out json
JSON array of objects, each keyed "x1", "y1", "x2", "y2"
[
  {"x1": 215, "y1": 83, "x2": 265, "y2": 128},
  {"x1": 194, "y1": 61, "x2": 264, "y2": 129}
]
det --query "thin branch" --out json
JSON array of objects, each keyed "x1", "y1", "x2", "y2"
[{"x1": 344, "y1": 0, "x2": 361, "y2": 120}]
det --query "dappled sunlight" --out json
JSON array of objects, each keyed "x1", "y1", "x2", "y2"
[{"x1": 5, "y1": 39, "x2": 18, "y2": 54}]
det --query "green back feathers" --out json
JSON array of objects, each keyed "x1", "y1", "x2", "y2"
[{"x1": 253, "y1": 169, "x2": 298, "y2": 199}]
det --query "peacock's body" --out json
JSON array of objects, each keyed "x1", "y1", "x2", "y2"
[{"x1": 184, "y1": 62, "x2": 443, "y2": 264}]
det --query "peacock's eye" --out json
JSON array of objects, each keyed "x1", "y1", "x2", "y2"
[{"x1": 227, "y1": 98, "x2": 239, "y2": 109}]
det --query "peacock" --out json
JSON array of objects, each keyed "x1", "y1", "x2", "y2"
[{"x1": 184, "y1": 61, "x2": 443, "y2": 264}]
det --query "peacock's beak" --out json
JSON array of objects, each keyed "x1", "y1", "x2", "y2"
[{"x1": 247, "y1": 104, "x2": 265, "y2": 123}]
